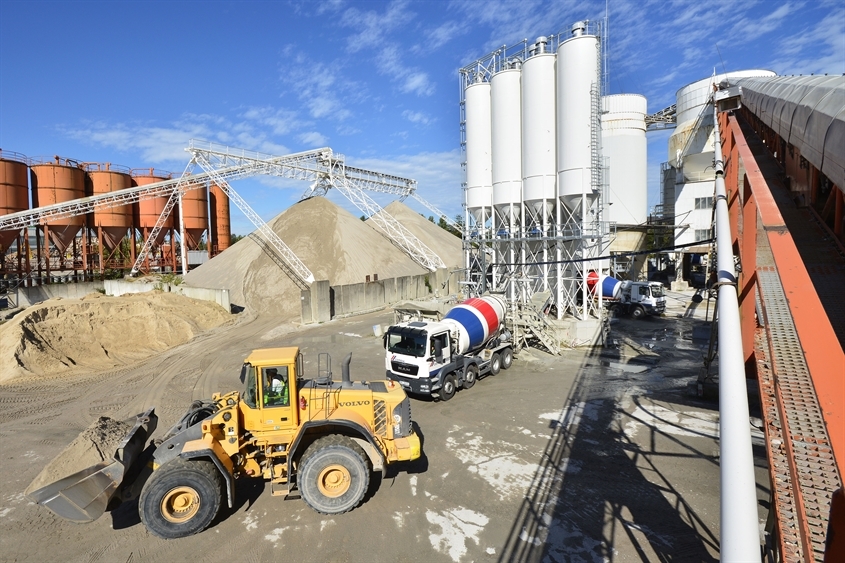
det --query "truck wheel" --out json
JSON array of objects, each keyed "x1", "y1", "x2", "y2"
[
  {"x1": 463, "y1": 365, "x2": 479, "y2": 389},
  {"x1": 139, "y1": 458, "x2": 224, "y2": 539},
  {"x1": 439, "y1": 374, "x2": 457, "y2": 401},
  {"x1": 489, "y1": 353, "x2": 501, "y2": 375},
  {"x1": 631, "y1": 306, "x2": 646, "y2": 319},
  {"x1": 299, "y1": 435, "x2": 370, "y2": 515},
  {"x1": 500, "y1": 348, "x2": 514, "y2": 370}
]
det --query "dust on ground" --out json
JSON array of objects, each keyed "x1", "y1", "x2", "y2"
[
  {"x1": 0, "y1": 291, "x2": 231, "y2": 383},
  {"x1": 25, "y1": 416, "x2": 132, "y2": 494}
]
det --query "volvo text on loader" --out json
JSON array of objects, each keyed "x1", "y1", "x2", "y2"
[{"x1": 27, "y1": 347, "x2": 421, "y2": 539}]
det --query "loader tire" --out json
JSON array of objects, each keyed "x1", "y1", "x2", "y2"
[
  {"x1": 439, "y1": 374, "x2": 457, "y2": 401},
  {"x1": 500, "y1": 347, "x2": 514, "y2": 370},
  {"x1": 299, "y1": 435, "x2": 370, "y2": 515},
  {"x1": 139, "y1": 458, "x2": 224, "y2": 539}
]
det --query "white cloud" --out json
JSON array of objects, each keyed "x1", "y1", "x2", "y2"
[
  {"x1": 402, "y1": 72, "x2": 435, "y2": 96},
  {"x1": 375, "y1": 45, "x2": 436, "y2": 97},
  {"x1": 298, "y1": 131, "x2": 329, "y2": 146},
  {"x1": 60, "y1": 110, "x2": 295, "y2": 166},
  {"x1": 341, "y1": 0, "x2": 414, "y2": 53},
  {"x1": 402, "y1": 110, "x2": 434, "y2": 125},
  {"x1": 349, "y1": 149, "x2": 464, "y2": 217}
]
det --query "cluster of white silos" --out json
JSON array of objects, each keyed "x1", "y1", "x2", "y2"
[{"x1": 462, "y1": 21, "x2": 627, "y2": 318}]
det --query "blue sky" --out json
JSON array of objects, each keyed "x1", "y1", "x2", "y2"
[{"x1": 2, "y1": 0, "x2": 843, "y2": 235}]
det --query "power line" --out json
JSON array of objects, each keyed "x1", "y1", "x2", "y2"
[{"x1": 488, "y1": 238, "x2": 713, "y2": 266}]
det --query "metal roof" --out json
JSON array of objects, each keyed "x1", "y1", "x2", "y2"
[{"x1": 737, "y1": 75, "x2": 845, "y2": 190}]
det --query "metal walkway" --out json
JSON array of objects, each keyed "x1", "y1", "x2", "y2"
[{"x1": 724, "y1": 112, "x2": 843, "y2": 562}]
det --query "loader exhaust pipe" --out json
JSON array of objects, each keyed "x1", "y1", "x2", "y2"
[{"x1": 341, "y1": 353, "x2": 352, "y2": 383}]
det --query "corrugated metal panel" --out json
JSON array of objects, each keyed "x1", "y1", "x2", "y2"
[{"x1": 737, "y1": 75, "x2": 845, "y2": 190}]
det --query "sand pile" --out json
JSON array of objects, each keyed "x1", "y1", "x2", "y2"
[
  {"x1": 25, "y1": 416, "x2": 133, "y2": 495},
  {"x1": 371, "y1": 201, "x2": 463, "y2": 269},
  {"x1": 0, "y1": 291, "x2": 230, "y2": 383},
  {"x1": 184, "y1": 196, "x2": 428, "y2": 319}
]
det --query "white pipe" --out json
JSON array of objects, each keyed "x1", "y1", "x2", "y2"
[
  {"x1": 179, "y1": 186, "x2": 188, "y2": 276},
  {"x1": 713, "y1": 105, "x2": 760, "y2": 561}
]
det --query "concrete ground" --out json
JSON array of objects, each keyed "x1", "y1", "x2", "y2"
[{"x1": 0, "y1": 290, "x2": 770, "y2": 562}]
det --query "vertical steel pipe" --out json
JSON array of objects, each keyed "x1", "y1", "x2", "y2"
[{"x1": 713, "y1": 104, "x2": 760, "y2": 561}]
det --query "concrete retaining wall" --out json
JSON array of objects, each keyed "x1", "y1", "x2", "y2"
[
  {"x1": 301, "y1": 267, "x2": 454, "y2": 323},
  {"x1": 104, "y1": 280, "x2": 231, "y2": 311},
  {"x1": 15, "y1": 281, "x2": 105, "y2": 308}
]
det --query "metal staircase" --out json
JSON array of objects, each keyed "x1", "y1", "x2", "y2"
[{"x1": 510, "y1": 291, "x2": 561, "y2": 355}]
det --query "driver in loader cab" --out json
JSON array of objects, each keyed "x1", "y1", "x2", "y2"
[{"x1": 264, "y1": 367, "x2": 290, "y2": 407}]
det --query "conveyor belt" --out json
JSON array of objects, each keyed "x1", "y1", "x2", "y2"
[{"x1": 756, "y1": 264, "x2": 841, "y2": 562}]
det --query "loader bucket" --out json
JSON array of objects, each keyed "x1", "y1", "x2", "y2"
[{"x1": 26, "y1": 408, "x2": 157, "y2": 523}]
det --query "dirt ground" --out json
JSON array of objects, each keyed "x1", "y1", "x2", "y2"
[{"x1": 0, "y1": 290, "x2": 771, "y2": 563}]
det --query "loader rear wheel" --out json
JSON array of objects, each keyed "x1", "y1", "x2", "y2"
[
  {"x1": 500, "y1": 347, "x2": 514, "y2": 370},
  {"x1": 463, "y1": 365, "x2": 478, "y2": 389},
  {"x1": 439, "y1": 374, "x2": 457, "y2": 401},
  {"x1": 139, "y1": 458, "x2": 223, "y2": 539},
  {"x1": 489, "y1": 353, "x2": 501, "y2": 375},
  {"x1": 299, "y1": 435, "x2": 369, "y2": 515}
]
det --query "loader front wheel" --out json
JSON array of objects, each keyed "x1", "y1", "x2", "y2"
[
  {"x1": 139, "y1": 458, "x2": 223, "y2": 539},
  {"x1": 299, "y1": 435, "x2": 369, "y2": 515}
]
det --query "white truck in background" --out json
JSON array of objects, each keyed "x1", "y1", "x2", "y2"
[
  {"x1": 384, "y1": 296, "x2": 514, "y2": 401},
  {"x1": 588, "y1": 273, "x2": 667, "y2": 319}
]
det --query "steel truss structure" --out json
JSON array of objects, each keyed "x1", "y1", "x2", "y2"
[
  {"x1": 2, "y1": 141, "x2": 448, "y2": 286},
  {"x1": 458, "y1": 21, "x2": 611, "y2": 322}
]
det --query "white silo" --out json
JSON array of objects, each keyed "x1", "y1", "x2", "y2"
[
  {"x1": 521, "y1": 38, "x2": 557, "y2": 225},
  {"x1": 465, "y1": 78, "x2": 493, "y2": 226},
  {"x1": 602, "y1": 94, "x2": 648, "y2": 225},
  {"x1": 556, "y1": 21, "x2": 599, "y2": 216},
  {"x1": 491, "y1": 64, "x2": 522, "y2": 227}
]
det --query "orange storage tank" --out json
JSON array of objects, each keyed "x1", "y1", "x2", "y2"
[
  {"x1": 86, "y1": 163, "x2": 133, "y2": 250},
  {"x1": 181, "y1": 184, "x2": 208, "y2": 250},
  {"x1": 209, "y1": 184, "x2": 230, "y2": 253},
  {"x1": 132, "y1": 168, "x2": 173, "y2": 245},
  {"x1": 30, "y1": 157, "x2": 87, "y2": 252},
  {"x1": 0, "y1": 150, "x2": 30, "y2": 250}
]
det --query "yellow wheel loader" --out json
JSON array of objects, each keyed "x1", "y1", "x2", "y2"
[{"x1": 27, "y1": 348, "x2": 421, "y2": 539}]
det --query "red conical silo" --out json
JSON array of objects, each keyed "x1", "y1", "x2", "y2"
[
  {"x1": 132, "y1": 168, "x2": 173, "y2": 245},
  {"x1": 0, "y1": 150, "x2": 30, "y2": 251},
  {"x1": 181, "y1": 184, "x2": 208, "y2": 250},
  {"x1": 30, "y1": 157, "x2": 86, "y2": 252},
  {"x1": 209, "y1": 184, "x2": 230, "y2": 255},
  {"x1": 86, "y1": 163, "x2": 132, "y2": 250}
]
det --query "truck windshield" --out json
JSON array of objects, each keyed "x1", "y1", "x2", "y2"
[
  {"x1": 651, "y1": 285, "x2": 665, "y2": 297},
  {"x1": 386, "y1": 331, "x2": 427, "y2": 358}
]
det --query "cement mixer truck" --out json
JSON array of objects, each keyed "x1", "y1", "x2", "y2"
[
  {"x1": 384, "y1": 296, "x2": 514, "y2": 401},
  {"x1": 587, "y1": 272, "x2": 666, "y2": 319}
]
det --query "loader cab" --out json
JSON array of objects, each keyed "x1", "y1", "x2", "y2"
[{"x1": 240, "y1": 347, "x2": 303, "y2": 432}]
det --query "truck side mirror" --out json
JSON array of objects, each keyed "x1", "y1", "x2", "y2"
[{"x1": 434, "y1": 339, "x2": 443, "y2": 363}]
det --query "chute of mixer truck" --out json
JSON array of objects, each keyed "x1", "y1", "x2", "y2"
[{"x1": 384, "y1": 296, "x2": 514, "y2": 401}]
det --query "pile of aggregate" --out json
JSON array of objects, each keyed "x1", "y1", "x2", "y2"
[
  {"x1": 0, "y1": 291, "x2": 230, "y2": 383},
  {"x1": 183, "y1": 196, "x2": 431, "y2": 319},
  {"x1": 25, "y1": 416, "x2": 133, "y2": 495},
  {"x1": 370, "y1": 200, "x2": 463, "y2": 270}
]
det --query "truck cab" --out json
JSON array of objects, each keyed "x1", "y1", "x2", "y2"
[
  {"x1": 385, "y1": 320, "x2": 513, "y2": 401},
  {"x1": 614, "y1": 281, "x2": 667, "y2": 318}
]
